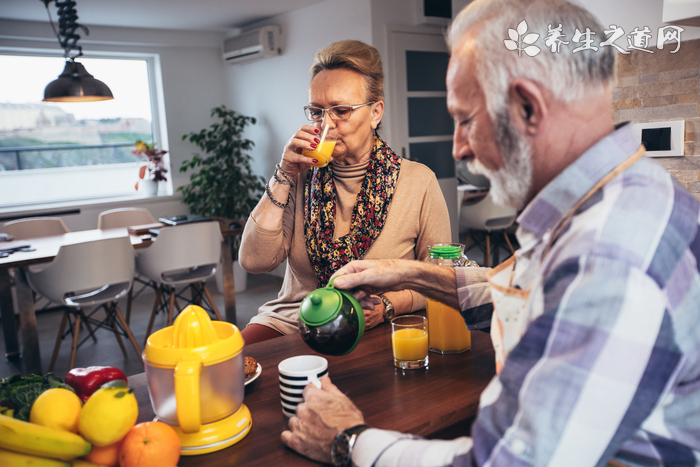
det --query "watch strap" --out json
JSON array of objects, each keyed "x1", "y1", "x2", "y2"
[{"x1": 378, "y1": 294, "x2": 395, "y2": 323}]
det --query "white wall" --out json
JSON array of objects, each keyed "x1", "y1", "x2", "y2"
[
  {"x1": 224, "y1": 0, "x2": 373, "y2": 179},
  {"x1": 0, "y1": 19, "x2": 228, "y2": 228},
  {"x1": 579, "y1": 0, "x2": 700, "y2": 41}
]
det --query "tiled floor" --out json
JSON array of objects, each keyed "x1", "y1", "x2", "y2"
[{"x1": 0, "y1": 273, "x2": 283, "y2": 381}]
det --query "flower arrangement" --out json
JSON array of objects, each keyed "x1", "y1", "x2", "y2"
[{"x1": 132, "y1": 140, "x2": 168, "y2": 190}]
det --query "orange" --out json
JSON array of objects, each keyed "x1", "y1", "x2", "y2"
[
  {"x1": 118, "y1": 421, "x2": 180, "y2": 467},
  {"x1": 83, "y1": 438, "x2": 123, "y2": 466}
]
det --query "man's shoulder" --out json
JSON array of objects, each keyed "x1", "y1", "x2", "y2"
[{"x1": 563, "y1": 157, "x2": 700, "y2": 286}]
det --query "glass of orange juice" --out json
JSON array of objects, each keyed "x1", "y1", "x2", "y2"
[
  {"x1": 302, "y1": 124, "x2": 337, "y2": 168},
  {"x1": 391, "y1": 315, "x2": 429, "y2": 369}
]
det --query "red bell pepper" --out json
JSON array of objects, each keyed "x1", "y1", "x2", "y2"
[{"x1": 64, "y1": 366, "x2": 127, "y2": 403}]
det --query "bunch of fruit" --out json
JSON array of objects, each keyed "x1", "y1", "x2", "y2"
[{"x1": 0, "y1": 368, "x2": 180, "y2": 467}]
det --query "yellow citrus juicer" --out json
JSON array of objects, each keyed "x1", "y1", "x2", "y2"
[{"x1": 143, "y1": 305, "x2": 251, "y2": 455}]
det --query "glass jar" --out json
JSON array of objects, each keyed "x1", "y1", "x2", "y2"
[{"x1": 425, "y1": 243, "x2": 477, "y2": 354}]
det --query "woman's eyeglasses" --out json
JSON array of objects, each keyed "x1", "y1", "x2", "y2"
[{"x1": 303, "y1": 102, "x2": 375, "y2": 122}]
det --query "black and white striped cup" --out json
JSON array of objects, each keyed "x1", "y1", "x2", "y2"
[{"x1": 278, "y1": 355, "x2": 328, "y2": 417}]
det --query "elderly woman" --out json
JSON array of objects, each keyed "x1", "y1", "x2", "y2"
[{"x1": 238, "y1": 40, "x2": 451, "y2": 344}]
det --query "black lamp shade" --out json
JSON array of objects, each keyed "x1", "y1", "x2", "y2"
[{"x1": 43, "y1": 61, "x2": 114, "y2": 102}]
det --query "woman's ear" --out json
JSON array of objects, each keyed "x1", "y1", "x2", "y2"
[
  {"x1": 371, "y1": 101, "x2": 385, "y2": 130},
  {"x1": 507, "y1": 79, "x2": 547, "y2": 136}
]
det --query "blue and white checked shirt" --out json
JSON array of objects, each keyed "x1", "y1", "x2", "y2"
[{"x1": 352, "y1": 124, "x2": 700, "y2": 467}]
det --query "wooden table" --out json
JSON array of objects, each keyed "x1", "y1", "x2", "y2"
[{"x1": 129, "y1": 322, "x2": 496, "y2": 466}]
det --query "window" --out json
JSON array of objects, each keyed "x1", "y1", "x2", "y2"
[{"x1": 0, "y1": 53, "x2": 167, "y2": 207}]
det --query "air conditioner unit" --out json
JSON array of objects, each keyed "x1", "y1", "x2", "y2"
[{"x1": 223, "y1": 25, "x2": 282, "y2": 65}]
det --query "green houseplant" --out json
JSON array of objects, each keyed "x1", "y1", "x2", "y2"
[
  {"x1": 179, "y1": 105, "x2": 265, "y2": 292},
  {"x1": 179, "y1": 105, "x2": 265, "y2": 222}
]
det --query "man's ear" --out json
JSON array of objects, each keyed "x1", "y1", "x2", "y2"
[{"x1": 507, "y1": 79, "x2": 547, "y2": 136}]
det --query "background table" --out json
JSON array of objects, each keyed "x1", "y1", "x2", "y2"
[
  {"x1": 129, "y1": 320, "x2": 496, "y2": 466},
  {"x1": 0, "y1": 228, "x2": 148, "y2": 375}
]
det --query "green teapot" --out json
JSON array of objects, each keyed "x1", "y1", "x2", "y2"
[{"x1": 298, "y1": 276, "x2": 365, "y2": 356}]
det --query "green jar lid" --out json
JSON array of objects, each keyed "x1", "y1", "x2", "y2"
[
  {"x1": 299, "y1": 280, "x2": 342, "y2": 327},
  {"x1": 429, "y1": 245, "x2": 462, "y2": 259}
]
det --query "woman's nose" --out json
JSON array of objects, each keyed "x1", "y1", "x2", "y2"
[{"x1": 322, "y1": 111, "x2": 336, "y2": 128}]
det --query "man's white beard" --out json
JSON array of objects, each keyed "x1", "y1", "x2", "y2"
[{"x1": 468, "y1": 111, "x2": 533, "y2": 210}]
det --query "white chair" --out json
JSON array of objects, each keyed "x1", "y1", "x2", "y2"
[
  {"x1": 459, "y1": 192, "x2": 518, "y2": 267},
  {"x1": 97, "y1": 208, "x2": 157, "y2": 230},
  {"x1": 26, "y1": 236, "x2": 141, "y2": 371},
  {"x1": 136, "y1": 221, "x2": 223, "y2": 345},
  {"x1": 1, "y1": 217, "x2": 91, "y2": 335},
  {"x1": 97, "y1": 207, "x2": 158, "y2": 323},
  {"x1": 3, "y1": 217, "x2": 69, "y2": 240}
]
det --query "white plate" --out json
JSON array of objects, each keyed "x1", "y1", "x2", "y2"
[{"x1": 245, "y1": 363, "x2": 262, "y2": 386}]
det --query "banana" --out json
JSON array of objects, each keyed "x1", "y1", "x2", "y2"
[
  {"x1": 0, "y1": 414, "x2": 91, "y2": 461},
  {"x1": 0, "y1": 448, "x2": 70, "y2": 467}
]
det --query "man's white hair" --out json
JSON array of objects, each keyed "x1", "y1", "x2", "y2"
[{"x1": 448, "y1": 0, "x2": 615, "y2": 121}]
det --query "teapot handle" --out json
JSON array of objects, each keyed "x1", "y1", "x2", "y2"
[
  {"x1": 175, "y1": 359, "x2": 202, "y2": 433},
  {"x1": 326, "y1": 275, "x2": 340, "y2": 289}
]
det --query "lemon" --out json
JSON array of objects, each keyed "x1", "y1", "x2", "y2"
[
  {"x1": 78, "y1": 380, "x2": 138, "y2": 447},
  {"x1": 29, "y1": 387, "x2": 82, "y2": 433}
]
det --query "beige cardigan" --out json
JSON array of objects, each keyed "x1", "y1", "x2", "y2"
[{"x1": 239, "y1": 158, "x2": 452, "y2": 335}]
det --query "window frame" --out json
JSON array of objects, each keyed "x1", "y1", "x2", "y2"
[{"x1": 0, "y1": 46, "x2": 170, "y2": 209}]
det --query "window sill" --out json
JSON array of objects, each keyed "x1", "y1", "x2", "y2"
[{"x1": 0, "y1": 192, "x2": 183, "y2": 222}]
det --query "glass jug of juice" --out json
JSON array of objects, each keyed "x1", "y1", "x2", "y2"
[{"x1": 425, "y1": 243, "x2": 477, "y2": 354}]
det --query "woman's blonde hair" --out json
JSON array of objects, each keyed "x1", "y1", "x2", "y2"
[{"x1": 310, "y1": 40, "x2": 384, "y2": 104}]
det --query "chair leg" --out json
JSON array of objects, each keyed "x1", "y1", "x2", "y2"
[
  {"x1": 167, "y1": 287, "x2": 176, "y2": 326},
  {"x1": 485, "y1": 234, "x2": 491, "y2": 268},
  {"x1": 49, "y1": 311, "x2": 68, "y2": 372},
  {"x1": 113, "y1": 304, "x2": 142, "y2": 359},
  {"x1": 78, "y1": 309, "x2": 98, "y2": 343},
  {"x1": 125, "y1": 285, "x2": 133, "y2": 325},
  {"x1": 202, "y1": 284, "x2": 223, "y2": 321},
  {"x1": 107, "y1": 304, "x2": 128, "y2": 357},
  {"x1": 144, "y1": 286, "x2": 162, "y2": 348},
  {"x1": 504, "y1": 231, "x2": 515, "y2": 255},
  {"x1": 69, "y1": 313, "x2": 81, "y2": 371}
]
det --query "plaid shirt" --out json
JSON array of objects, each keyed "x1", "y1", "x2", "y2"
[{"x1": 352, "y1": 124, "x2": 700, "y2": 466}]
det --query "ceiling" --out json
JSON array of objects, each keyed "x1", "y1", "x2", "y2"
[{"x1": 0, "y1": 0, "x2": 325, "y2": 31}]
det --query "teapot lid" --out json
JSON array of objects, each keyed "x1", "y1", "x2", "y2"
[{"x1": 299, "y1": 277, "x2": 344, "y2": 327}]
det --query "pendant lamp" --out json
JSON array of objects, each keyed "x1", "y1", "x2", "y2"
[{"x1": 41, "y1": 0, "x2": 113, "y2": 103}]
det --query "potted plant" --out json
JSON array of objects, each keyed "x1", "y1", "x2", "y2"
[
  {"x1": 133, "y1": 140, "x2": 168, "y2": 196},
  {"x1": 179, "y1": 105, "x2": 265, "y2": 292}
]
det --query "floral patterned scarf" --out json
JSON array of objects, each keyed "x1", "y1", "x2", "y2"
[{"x1": 304, "y1": 136, "x2": 401, "y2": 287}]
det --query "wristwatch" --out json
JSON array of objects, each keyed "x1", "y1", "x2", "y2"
[
  {"x1": 331, "y1": 424, "x2": 370, "y2": 467},
  {"x1": 378, "y1": 294, "x2": 395, "y2": 323}
]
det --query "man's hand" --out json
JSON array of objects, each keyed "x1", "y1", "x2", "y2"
[
  {"x1": 281, "y1": 376, "x2": 365, "y2": 463},
  {"x1": 332, "y1": 259, "x2": 415, "y2": 296},
  {"x1": 332, "y1": 259, "x2": 462, "y2": 310}
]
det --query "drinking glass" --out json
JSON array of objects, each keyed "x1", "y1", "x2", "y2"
[
  {"x1": 391, "y1": 315, "x2": 429, "y2": 369},
  {"x1": 302, "y1": 124, "x2": 337, "y2": 168}
]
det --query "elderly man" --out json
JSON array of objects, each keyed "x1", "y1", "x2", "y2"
[{"x1": 281, "y1": 0, "x2": 700, "y2": 465}]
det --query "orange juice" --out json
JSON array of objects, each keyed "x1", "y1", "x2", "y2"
[
  {"x1": 392, "y1": 328, "x2": 429, "y2": 361},
  {"x1": 427, "y1": 298, "x2": 471, "y2": 354},
  {"x1": 303, "y1": 140, "x2": 336, "y2": 168}
]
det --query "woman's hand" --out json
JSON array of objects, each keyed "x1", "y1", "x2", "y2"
[
  {"x1": 279, "y1": 125, "x2": 326, "y2": 177},
  {"x1": 362, "y1": 295, "x2": 384, "y2": 330}
]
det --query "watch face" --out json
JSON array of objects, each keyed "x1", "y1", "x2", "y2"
[{"x1": 331, "y1": 432, "x2": 351, "y2": 467}]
